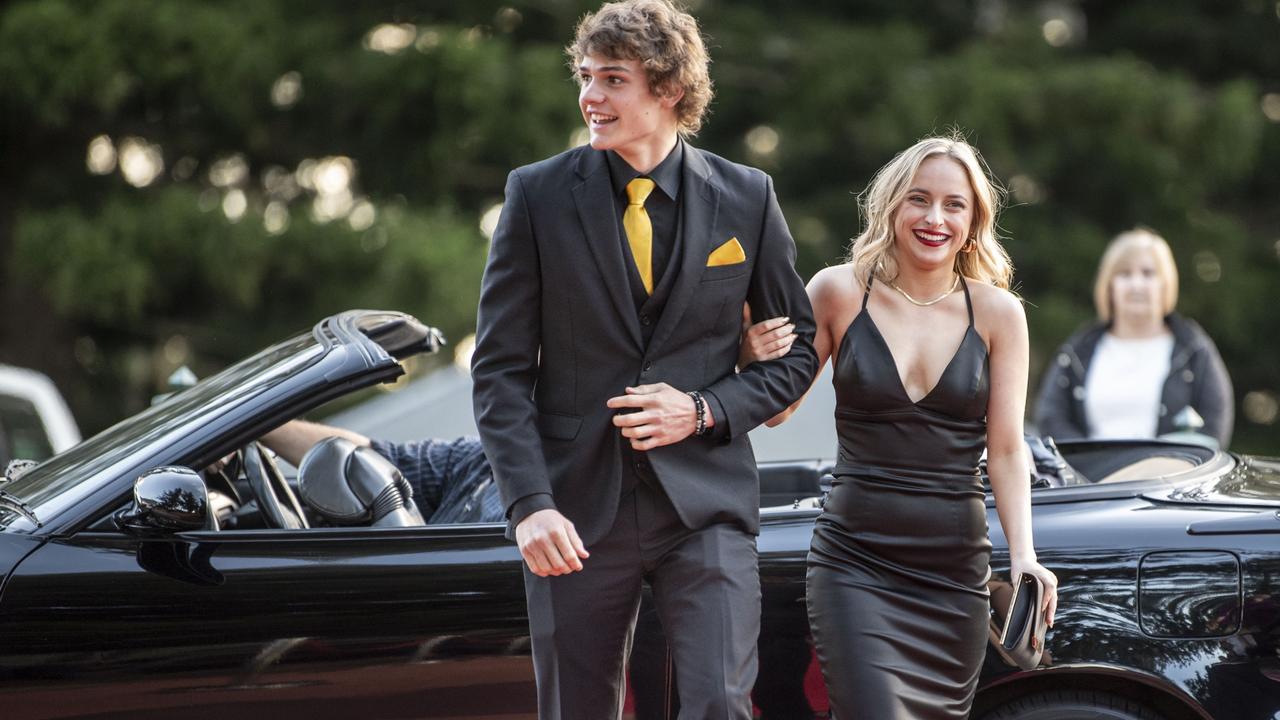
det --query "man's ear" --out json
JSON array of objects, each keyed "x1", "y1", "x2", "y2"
[{"x1": 657, "y1": 82, "x2": 685, "y2": 109}]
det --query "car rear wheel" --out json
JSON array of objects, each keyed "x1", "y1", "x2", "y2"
[{"x1": 980, "y1": 689, "x2": 1166, "y2": 720}]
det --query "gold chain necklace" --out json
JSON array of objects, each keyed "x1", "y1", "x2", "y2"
[{"x1": 889, "y1": 273, "x2": 960, "y2": 307}]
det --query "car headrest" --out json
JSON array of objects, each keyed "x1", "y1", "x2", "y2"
[{"x1": 297, "y1": 437, "x2": 425, "y2": 527}]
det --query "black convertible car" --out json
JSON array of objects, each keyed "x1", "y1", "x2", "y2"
[{"x1": 1, "y1": 310, "x2": 1277, "y2": 720}]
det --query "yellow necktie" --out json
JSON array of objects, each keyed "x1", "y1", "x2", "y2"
[{"x1": 624, "y1": 178, "x2": 656, "y2": 294}]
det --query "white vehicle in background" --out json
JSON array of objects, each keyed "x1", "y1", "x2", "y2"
[{"x1": 0, "y1": 365, "x2": 80, "y2": 466}]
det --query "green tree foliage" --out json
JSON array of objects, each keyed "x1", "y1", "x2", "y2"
[
  {"x1": 0, "y1": 0, "x2": 576, "y2": 429},
  {"x1": 0, "y1": 0, "x2": 1277, "y2": 451}
]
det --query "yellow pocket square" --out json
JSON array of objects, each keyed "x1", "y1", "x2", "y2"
[{"x1": 707, "y1": 237, "x2": 746, "y2": 267}]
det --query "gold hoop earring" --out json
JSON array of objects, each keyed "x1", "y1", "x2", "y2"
[{"x1": 963, "y1": 236, "x2": 977, "y2": 253}]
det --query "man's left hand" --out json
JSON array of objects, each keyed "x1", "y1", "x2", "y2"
[{"x1": 607, "y1": 383, "x2": 707, "y2": 450}]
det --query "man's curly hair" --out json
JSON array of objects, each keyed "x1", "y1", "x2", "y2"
[{"x1": 567, "y1": 0, "x2": 714, "y2": 136}]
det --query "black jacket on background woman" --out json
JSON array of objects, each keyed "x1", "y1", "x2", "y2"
[{"x1": 1034, "y1": 313, "x2": 1234, "y2": 447}]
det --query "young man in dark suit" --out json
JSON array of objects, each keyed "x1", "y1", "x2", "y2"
[{"x1": 471, "y1": 1, "x2": 817, "y2": 716}]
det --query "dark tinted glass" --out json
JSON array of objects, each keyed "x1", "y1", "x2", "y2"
[{"x1": 0, "y1": 395, "x2": 54, "y2": 464}]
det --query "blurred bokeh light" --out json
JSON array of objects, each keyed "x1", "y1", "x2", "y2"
[
  {"x1": 263, "y1": 202, "x2": 290, "y2": 235},
  {"x1": 222, "y1": 189, "x2": 247, "y2": 222},
  {"x1": 1009, "y1": 175, "x2": 1044, "y2": 205},
  {"x1": 209, "y1": 154, "x2": 248, "y2": 188},
  {"x1": 365, "y1": 23, "x2": 416, "y2": 54},
  {"x1": 1193, "y1": 251, "x2": 1222, "y2": 283},
  {"x1": 348, "y1": 200, "x2": 377, "y2": 232},
  {"x1": 480, "y1": 202, "x2": 503, "y2": 241},
  {"x1": 745, "y1": 125, "x2": 780, "y2": 159},
  {"x1": 271, "y1": 71, "x2": 303, "y2": 109},
  {"x1": 85, "y1": 135, "x2": 116, "y2": 175},
  {"x1": 1244, "y1": 391, "x2": 1279, "y2": 425},
  {"x1": 1262, "y1": 93, "x2": 1280, "y2": 122},
  {"x1": 118, "y1": 137, "x2": 164, "y2": 188}
]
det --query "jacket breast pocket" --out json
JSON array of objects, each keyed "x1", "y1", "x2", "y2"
[
  {"x1": 536, "y1": 411, "x2": 582, "y2": 440},
  {"x1": 700, "y1": 262, "x2": 750, "y2": 283}
]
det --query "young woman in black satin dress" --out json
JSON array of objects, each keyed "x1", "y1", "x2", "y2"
[{"x1": 764, "y1": 135, "x2": 1059, "y2": 718}]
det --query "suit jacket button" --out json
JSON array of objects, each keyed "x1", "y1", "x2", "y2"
[
  {"x1": 640, "y1": 314, "x2": 652, "y2": 326},
  {"x1": 642, "y1": 362, "x2": 653, "y2": 373}
]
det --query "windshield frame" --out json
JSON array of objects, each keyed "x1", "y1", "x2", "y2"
[{"x1": 0, "y1": 332, "x2": 328, "y2": 532}]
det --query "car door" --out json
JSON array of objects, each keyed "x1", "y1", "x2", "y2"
[{"x1": 0, "y1": 523, "x2": 535, "y2": 720}]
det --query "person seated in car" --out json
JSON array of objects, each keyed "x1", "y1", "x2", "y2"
[
  {"x1": 257, "y1": 306, "x2": 797, "y2": 526},
  {"x1": 1034, "y1": 227, "x2": 1234, "y2": 448},
  {"x1": 261, "y1": 420, "x2": 502, "y2": 525}
]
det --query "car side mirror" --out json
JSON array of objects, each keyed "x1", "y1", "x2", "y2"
[{"x1": 117, "y1": 467, "x2": 214, "y2": 535}]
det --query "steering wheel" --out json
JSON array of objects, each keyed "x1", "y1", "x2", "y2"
[{"x1": 242, "y1": 442, "x2": 310, "y2": 529}]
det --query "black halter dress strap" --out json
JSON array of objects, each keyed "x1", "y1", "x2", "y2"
[{"x1": 958, "y1": 274, "x2": 974, "y2": 327}]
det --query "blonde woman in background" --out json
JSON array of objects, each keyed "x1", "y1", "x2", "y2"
[
  {"x1": 1034, "y1": 228, "x2": 1234, "y2": 447},
  {"x1": 768, "y1": 134, "x2": 1058, "y2": 719}
]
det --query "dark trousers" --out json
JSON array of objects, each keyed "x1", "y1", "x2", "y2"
[{"x1": 523, "y1": 477, "x2": 760, "y2": 719}]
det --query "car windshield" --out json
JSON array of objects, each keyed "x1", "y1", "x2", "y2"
[{"x1": 0, "y1": 333, "x2": 324, "y2": 531}]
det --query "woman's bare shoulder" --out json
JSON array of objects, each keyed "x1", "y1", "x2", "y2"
[
  {"x1": 809, "y1": 263, "x2": 865, "y2": 305},
  {"x1": 966, "y1": 279, "x2": 1025, "y2": 320},
  {"x1": 966, "y1": 279, "x2": 1027, "y2": 347}
]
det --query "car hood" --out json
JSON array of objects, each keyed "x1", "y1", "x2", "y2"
[{"x1": 1144, "y1": 454, "x2": 1280, "y2": 508}]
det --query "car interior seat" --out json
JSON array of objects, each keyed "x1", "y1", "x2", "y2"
[{"x1": 297, "y1": 437, "x2": 426, "y2": 527}]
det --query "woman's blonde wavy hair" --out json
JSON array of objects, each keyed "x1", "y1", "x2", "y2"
[{"x1": 847, "y1": 134, "x2": 1012, "y2": 290}]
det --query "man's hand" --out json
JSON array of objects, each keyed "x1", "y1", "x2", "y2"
[
  {"x1": 607, "y1": 383, "x2": 706, "y2": 450},
  {"x1": 515, "y1": 509, "x2": 589, "y2": 577}
]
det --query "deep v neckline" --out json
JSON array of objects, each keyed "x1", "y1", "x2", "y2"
[
  {"x1": 862, "y1": 311, "x2": 976, "y2": 407},
  {"x1": 837, "y1": 274, "x2": 985, "y2": 407}
]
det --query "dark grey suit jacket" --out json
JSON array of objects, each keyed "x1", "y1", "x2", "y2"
[{"x1": 472, "y1": 143, "x2": 818, "y2": 545}]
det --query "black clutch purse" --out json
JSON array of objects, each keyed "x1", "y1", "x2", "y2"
[{"x1": 999, "y1": 574, "x2": 1047, "y2": 670}]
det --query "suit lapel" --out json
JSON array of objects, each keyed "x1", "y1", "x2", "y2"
[
  {"x1": 571, "y1": 149, "x2": 644, "y2": 350},
  {"x1": 648, "y1": 145, "x2": 720, "y2": 354}
]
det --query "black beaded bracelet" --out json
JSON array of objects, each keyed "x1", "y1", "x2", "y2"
[{"x1": 688, "y1": 390, "x2": 708, "y2": 436}]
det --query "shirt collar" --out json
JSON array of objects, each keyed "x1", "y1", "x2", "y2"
[{"x1": 607, "y1": 139, "x2": 683, "y2": 202}]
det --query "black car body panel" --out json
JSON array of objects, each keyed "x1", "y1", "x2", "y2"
[
  {"x1": 2, "y1": 528, "x2": 534, "y2": 718},
  {"x1": 1, "y1": 310, "x2": 1277, "y2": 719}
]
